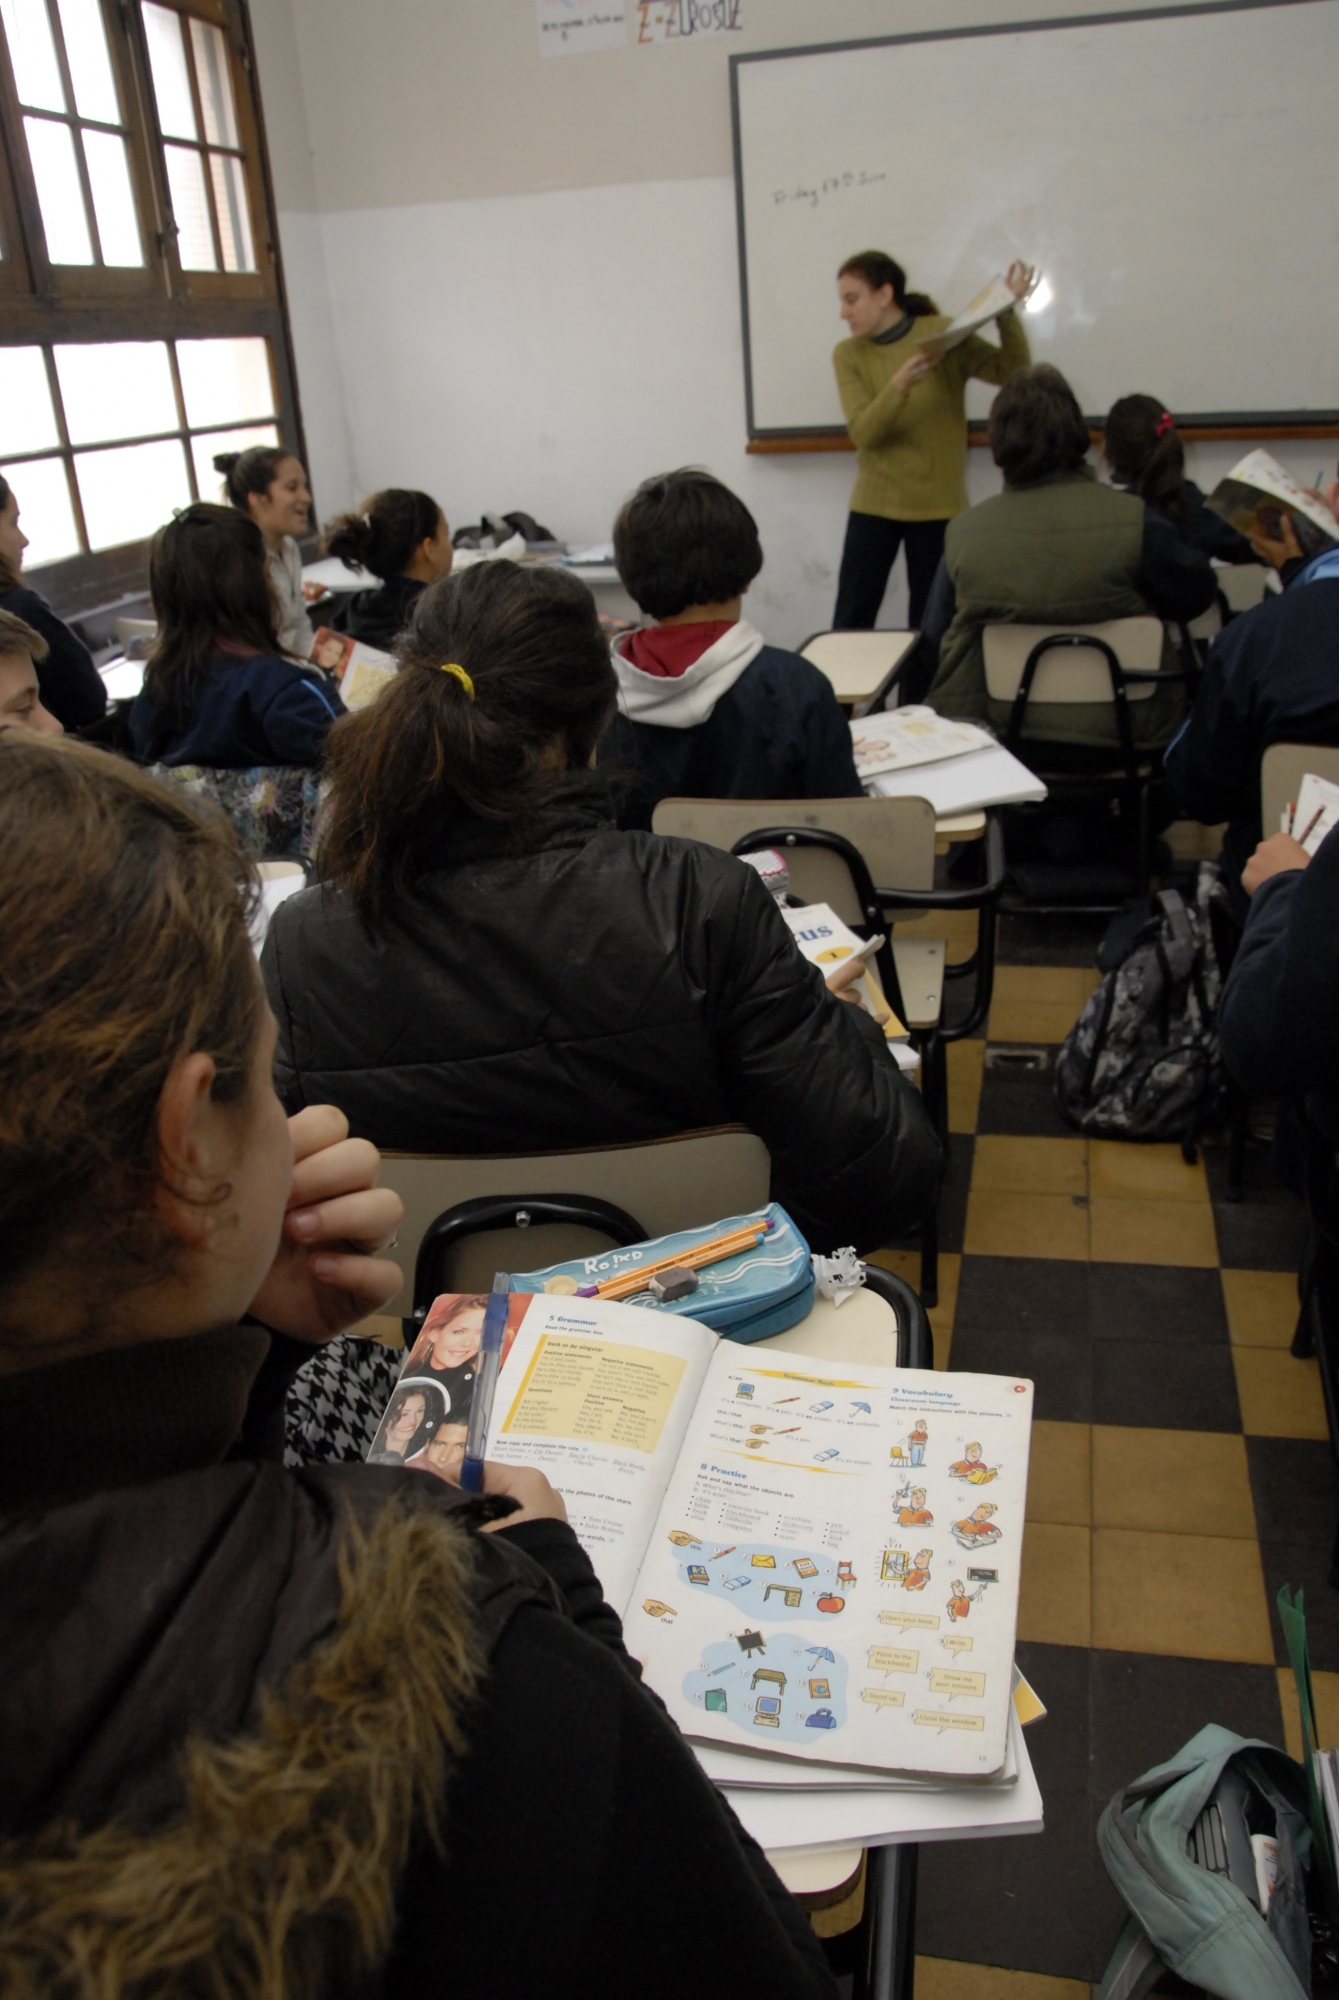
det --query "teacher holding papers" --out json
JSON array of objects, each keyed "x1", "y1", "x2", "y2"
[{"x1": 831, "y1": 252, "x2": 1035, "y2": 634}]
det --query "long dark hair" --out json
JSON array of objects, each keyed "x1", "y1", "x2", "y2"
[
  {"x1": 213, "y1": 444, "x2": 293, "y2": 515},
  {"x1": 1103, "y1": 394, "x2": 1188, "y2": 526},
  {"x1": 142, "y1": 504, "x2": 278, "y2": 754},
  {"x1": 838, "y1": 251, "x2": 937, "y2": 317},
  {"x1": 324, "y1": 489, "x2": 443, "y2": 582},
  {"x1": 0, "y1": 475, "x2": 19, "y2": 591},
  {"x1": 318, "y1": 559, "x2": 617, "y2": 933}
]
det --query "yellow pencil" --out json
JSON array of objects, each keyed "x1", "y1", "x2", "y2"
[{"x1": 575, "y1": 1221, "x2": 771, "y2": 1299}]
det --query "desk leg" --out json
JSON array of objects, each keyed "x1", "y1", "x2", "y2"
[{"x1": 856, "y1": 1840, "x2": 917, "y2": 2000}]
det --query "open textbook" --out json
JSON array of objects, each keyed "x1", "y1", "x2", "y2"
[
  {"x1": 912, "y1": 272, "x2": 1026, "y2": 360},
  {"x1": 781, "y1": 900, "x2": 908, "y2": 1043},
  {"x1": 309, "y1": 627, "x2": 398, "y2": 709},
  {"x1": 851, "y1": 707, "x2": 994, "y2": 780},
  {"x1": 367, "y1": 1293, "x2": 1033, "y2": 1780},
  {"x1": 1283, "y1": 771, "x2": 1339, "y2": 854},
  {"x1": 1206, "y1": 451, "x2": 1339, "y2": 561}
]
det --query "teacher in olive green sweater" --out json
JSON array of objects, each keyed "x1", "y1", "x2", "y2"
[{"x1": 831, "y1": 252, "x2": 1034, "y2": 639}]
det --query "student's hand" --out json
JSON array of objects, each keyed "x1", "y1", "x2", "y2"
[
  {"x1": 1004, "y1": 259, "x2": 1037, "y2": 303},
  {"x1": 474, "y1": 1463, "x2": 569, "y2": 1532},
  {"x1": 1249, "y1": 511, "x2": 1304, "y2": 571},
  {"x1": 893, "y1": 349, "x2": 938, "y2": 395},
  {"x1": 248, "y1": 1106, "x2": 404, "y2": 1342},
  {"x1": 825, "y1": 954, "x2": 892, "y2": 1027},
  {"x1": 1242, "y1": 832, "x2": 1311, "y2": 897}
]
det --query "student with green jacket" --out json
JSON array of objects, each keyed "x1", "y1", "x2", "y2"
[{"x1": 831, "y1": 252, "x2": 1034, "y2": 634}]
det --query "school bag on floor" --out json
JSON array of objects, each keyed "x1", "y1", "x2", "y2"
[
  {"x1": 1053, "y1": 862, "x2": 1230, "y2": 1145},
  {"x1": 1097, "y1": 1725, "x2": 1318, "y2": 2000}
]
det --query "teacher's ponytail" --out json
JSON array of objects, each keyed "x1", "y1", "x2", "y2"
[{"x1": 838, "y1": 250, "x2": 938, "y2": 318}]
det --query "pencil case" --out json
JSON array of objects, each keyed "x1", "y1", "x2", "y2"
[{"x1": 509, "y1": 1202, "x2": 815, "y2": 1343}]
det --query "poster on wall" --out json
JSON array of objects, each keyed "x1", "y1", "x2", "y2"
[
  {"x1": 535, "y1": 0, "x2": 627, "y2": 57},
  {"x1": 635, "y1": 0, "x2": 743, "y2": 38}
]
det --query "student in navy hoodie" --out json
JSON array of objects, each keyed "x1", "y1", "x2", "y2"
[
  {"x1": 599, "y1": 468, "x2": 863, "y2": 829},
  {"x1": 130, "y1": 503, "x2": 344, "y2": 769}
]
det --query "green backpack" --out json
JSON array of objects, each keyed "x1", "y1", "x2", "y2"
[{"x1": 1097, "y1": 1725, "x2": 1316, "y2": 1999}]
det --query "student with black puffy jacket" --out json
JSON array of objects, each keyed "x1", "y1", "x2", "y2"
[{"x1": 263, "y1": 560, "x2": 942, "y2": 1255}]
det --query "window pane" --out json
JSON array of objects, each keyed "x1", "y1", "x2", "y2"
[
  {"x1": 55, "y1": 0, "x2": 118, "y2": 122},
  {"x1": 190, "y1": 420, "x2": 277, "y2": 500},
  {"x1": 209, "y1": 150, "x2": 252, "y2": 271},
  {"x1": 163, "y1": 143, "x2": 214, "y2": 268},
  {"x1": 55, "y1": 339, "x2": 175, "y2": 442},
  {"x1": 0, "y1": 0, "x2": 65, "y2": 111},
  {"x1": 176, "y1": 336, "x2": 273, "y2": 427},
  {"x1": 75, "y1": 435, "x2": 189, "y2": 547},
  {"x1": 25, "y1": 116, "x2": 93, "y2": 263},
  {"x1": 0, "y1": 348, "x2": 60, "y2": 454},
  {"x1": 141, "y1": 1, "x2": 195, "y2": 139},
  {"x1": 189, "y1": 17, "x2": 237, "y2": 147},
  {"x1": 82, "y1": 130, "x2": 142, "y2": 265},
  {"x1": 1, "y1": 455, "x2": 80, "y2": 564}
]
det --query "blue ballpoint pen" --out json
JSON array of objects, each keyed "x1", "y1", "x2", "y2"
[{"x1": 459, "y1": 1272, "x2": 510, "y2": 1493}]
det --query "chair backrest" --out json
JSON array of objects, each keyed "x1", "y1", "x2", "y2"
[
  {"x1": 1218, "y1": 564, "x2": 1268, "y2": 616},
  {"x1": 982, "y1": 617, "x2": 1164, "y2": 705},
  {"x1": 799, "y1": 630, "x2": 920, "y2": 706},
  {"x1": 652, "y1": 795, "x2": 937, "y2": 912},
  {"x1": 1186, "y1": 600, "x2": 1223, "y2": 644},
  {"x1": 1260, "y1": 742, "x2": 1339, "y2": 836},
  {"x1": 377, "y1": 1127, "x2": 773, "y2": 1310}
]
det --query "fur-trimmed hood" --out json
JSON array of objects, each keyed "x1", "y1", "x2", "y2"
[{"x1": 0, "y1": 1462, "x2": 560, "y2": 1997}]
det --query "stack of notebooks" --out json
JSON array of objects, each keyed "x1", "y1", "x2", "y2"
[
  {"x1": 852, "y1": 706, "x2": 1047, "y2": 816},
  {"x1": 366, "y1": 1288, "x2": 1042, "y2": 1857}
]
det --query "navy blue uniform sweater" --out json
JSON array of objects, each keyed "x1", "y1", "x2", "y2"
[
  {"x1": 1164, "y1": 566, "x2": 1339, "y2": 898},
  {"x1": 129, "y1": 650, "x2": 344, "y2": 768},
  {"x1": 600, "y1": 645, "x2": 863, "y2": 831},
  {"x1": 1, "y1": 583, "x2": 106, "y2": 731}
]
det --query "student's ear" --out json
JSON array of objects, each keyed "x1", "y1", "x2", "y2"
[{"x1": 154, "y1": 1051, "x2": 222, "y2": 1243}]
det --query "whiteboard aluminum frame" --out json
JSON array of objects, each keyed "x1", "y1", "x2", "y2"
[{"x1": 729, "y1": 0, "x2": 1339, "y2": 443}]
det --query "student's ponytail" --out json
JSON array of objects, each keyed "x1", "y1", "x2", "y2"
[
  {"x1": 318, "y1": 560, "x2": 616, "y2": 933},
  {"x1": 324, "y1": 489, "x2": 444, "y2": 582},
  {"x1": 1103, "y1": 395, "x2": 1189, "y2": 526},
  {"x1": 838, "y1": 251, "x2": 938, "y2": 318}
]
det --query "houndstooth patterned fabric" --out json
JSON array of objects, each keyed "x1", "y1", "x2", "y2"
[{"x1": 284, "y1": 1333, "x2": 403, "y2": 1467}]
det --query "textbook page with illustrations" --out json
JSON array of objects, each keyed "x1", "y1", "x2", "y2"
[
  {"x1": 368, "y1": 1292, "x2": 1032, "y2": 1778},
  {"x1": 1206, "y1": 451, "x2": 1339, "y2": 560}
]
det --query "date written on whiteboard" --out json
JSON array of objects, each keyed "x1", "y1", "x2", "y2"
[
  {"x1": 773, "y1": 170, "x2": 888, "y2": 208},
  {"x1": 637, "y1": 0, "x2": 742, "y2": 41}
]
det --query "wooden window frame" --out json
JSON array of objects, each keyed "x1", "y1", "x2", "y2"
[{"x1": 0, "y1": 0, "x2": 307, "y2": 618}]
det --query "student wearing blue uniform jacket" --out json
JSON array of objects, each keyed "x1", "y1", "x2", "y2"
[
  {"x1": 1219, "y1": 823, "x2": 1339, "y2": 1146},
  {"x1": 598, "y1": 468, "x2": 862, "y2": 830},
  {"x1": 130, "y1": 503, "x2": 343, "y2": 769},
  {"x1": 1164, "y1": 532, "x2": 1339, "y2": 911},
  {"x1": 0, "y1": 474, "x2": 106, "y2": 730}
]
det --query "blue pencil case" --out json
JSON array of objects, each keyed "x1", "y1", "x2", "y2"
[{"x1": 509, "y1": 1203, "x2": 814, "y2": 1344}]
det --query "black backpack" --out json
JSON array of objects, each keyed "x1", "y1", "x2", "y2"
[{"x1": 1054, "y1": 863, "x2": 1230, "y2": 1145}]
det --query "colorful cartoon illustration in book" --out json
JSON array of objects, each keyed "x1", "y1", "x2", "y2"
[
  {"x1": 851, "y1": 1400, "x2": 872, "y2": 1414},
  {"x1": 947, "y1": 1580, "x2": 985, "y2": 1620},
  {"x1": 908, "y1": 1418, "x2": 928, "y2": 1466},
  {"x1": 951, "y1": 1502, "x2": 1002, "y2": 1548},
  {"x1": 881, "y1": 1548, "x2": 910, "y2": 1582},
  {"x1": 764, "y1": 1584, "x2": 803, "y2": 1607},
  {"x1": 687, "y1": 1564, "x2": 708, "y2": 1585},
  {"x1": 837, "y1": 1559, "x2": 857, "y2": 1587},
  {"x1": 668, "y1": 1530, "x2": 702, "y2": 1546},
  {"x1": 792, "y1": 1556, "x2": 819, "y2": 1578},
  {"x1": 948, "y1": 1442, "x2": 999, "y2": 1485},
  {"x1": 641, "y1": 1599, "x2": 677, "y2": 1619},
  {"x1": 750, "y1": 1553, "x2": 777, "y2": 1568},
  {"x1": 810, "y1": 1401, "x2": 834, "y2": 1413},
  {"x1": 896, "y1": 1485, "x2": 934, "y2": 1526},
  {"x1": 904, "y1": 1549, "x2": 933, "y2": 1591},
  {"x1": 751, "y1": 1667, "x2": 787, "y2": 1692},
  {"x1": 814, "y1": 1447, "x2": 840, "y2": 1462},
  {"x1": 806, "y1": 1708, "x2": 838, "y2": 1729},
  {"x1": 704, "y1": 1687, "x2": 727, "y2": 1713},
  {"x1": 735, "y1": 1628, "x2": 766, "y2": 1656},
  {"x1": 736, "y1": 1383, "x2": 755, "y2": 1399},
  {"x1": 809, "y1": 1677, "x2": 832, "y2": 1698},
  {"x1": 815, "y1": 1593, "x2": 845, "y2": 1614}
]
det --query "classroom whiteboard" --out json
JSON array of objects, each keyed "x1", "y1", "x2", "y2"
[{"x1": 730, "y1": 1, "x2": 1339, "y2": 436}]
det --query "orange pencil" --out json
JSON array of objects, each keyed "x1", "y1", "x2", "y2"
[{"x1": 575, "y1": 1219, "x2": 772, "y2": 1299}]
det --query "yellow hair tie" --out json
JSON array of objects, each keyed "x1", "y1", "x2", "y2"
[{"x1": 439, "y1": 663, "x2": 474, "y2": 701}]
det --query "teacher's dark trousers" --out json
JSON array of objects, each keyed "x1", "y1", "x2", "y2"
[{"x1": 833, "y1": 511, "x2": 948, "y2": 632}]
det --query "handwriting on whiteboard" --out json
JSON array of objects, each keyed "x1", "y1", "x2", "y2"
[
  {"x1": 637, "y1": 0, "x2": 743, "y2": 41},
  {"x1": 773, "y1": 170, "x2": 888, "y2": 209}
]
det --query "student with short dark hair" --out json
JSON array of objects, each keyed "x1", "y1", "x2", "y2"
[
  {"x1": 600, "y1": 468, "x2": 862, "y2": 829},
  {"x1": 926, "y1": 364, "x2": 1217, "y2": 750},
  {"x1": 129, "y1": 503, "x2": 343, "y2": 769},
  {"x1": 0, "y1": 474, "x2": 106, "y2": 730},
  {"x1": 0, "y1": 607, "x2": 61, "y2": 737},
  {"x1": 324, "y1": 488, "x2": 454, "y2": 650},
  {"x1": 264, "y1": 559, "x2": 941, "y2": 1257},
  {"x1": 214, "y1": 444, "x2": 316, "y2": 658},
  {"x1": 0, "y1": 736, "x2": 838, "y2": 2000},
  {"x1": 1103, "y1": 395, "x2": 1257, "y2": 564}
]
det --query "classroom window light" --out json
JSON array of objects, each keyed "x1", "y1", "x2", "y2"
[
  {"x1": 54, "y1": 0, "x2": 119, "y2": 123},
  {"x1": 24, "y1": 116, "x2": 93, "y2": 264},
  {"x1": 0, "y1": 455, "x2": 81, "y2": 565},
  {"x1": 190, "y1": 18, "x2": 238, "y2": 148},
  {"x1": 1, "y1": 0, "x2": 65, "y2": 112},
  {"x1": 74, "y1": 435, "x2": 190, "y2": 548},
  {"x1": 163, "y1": 142, "x2": 215, "y2": 269},
  {"x1": 141, "y1": 2, "x2": 196, "y2": 140},
  {"x1": 209, "y1": 151, "x2": 253, "y2": 271},
  {"x1": 175, "y1": 336, "x2": 274, "y2": 429},
  {"x1": 82, "y1": 130, "x2": 142, "y2": 266},
  {"x1": 54, "y1": 340, "x2": 176, "y2": 444},
  {"x1": 0, "y1": 349, "x2": 60, "y2": 457},
  {"x1": 189, "y1": 421, "x2": 277, "y2": 501}
]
